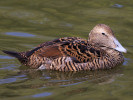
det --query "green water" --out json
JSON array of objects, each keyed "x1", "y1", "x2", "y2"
[{"x1": 0, "y1": 0, "x2": 133, "y2": 100}]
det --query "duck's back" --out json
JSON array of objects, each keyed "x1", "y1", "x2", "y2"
[{"x1": 17, "y1": 37, "x2": 86, "y2": 68}]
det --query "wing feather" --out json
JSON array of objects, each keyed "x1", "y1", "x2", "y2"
[{"x1": 25, "y1": 37, "x2": 106, "y2": 63}]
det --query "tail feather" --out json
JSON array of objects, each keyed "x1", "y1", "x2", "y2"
[{"x1": 2, "y1": 50, "x2": 22, "y2": 59}]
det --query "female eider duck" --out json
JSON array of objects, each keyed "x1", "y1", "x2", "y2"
[{"x1": 3, "y1": 24, "x2": 127, "y2": 71}]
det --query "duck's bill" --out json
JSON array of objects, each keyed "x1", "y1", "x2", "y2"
[{"x1": 113, "y1": 38, "x2": 127, "y2": 53}]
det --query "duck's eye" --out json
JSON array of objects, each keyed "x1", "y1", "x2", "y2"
[{"x1": 102, "y1": 33, "x2": 106, "y2": 35}]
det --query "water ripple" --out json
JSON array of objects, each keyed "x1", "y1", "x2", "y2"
[
  {"x1": 5, "y1": 32, "x2": 35, "y2": 37},
  {"x1": 0, "y1": 78, "x2": 16, "y2": 84},
  {"x1": 0, "y1": 55, "x2": 14, "y2": 59},
  {"x1": 112, "y1": 4, "x2": 124, "y2": 8},
  {"x1": 0, "y1": 64, "x2": 18, "y2": 70},
  {"x1": 60, "y1": 82, "x2": 82, "y2": 87},
  {"x1": 0, "y1": 75, "x2": 27, "y2": 84},
  {"x1": 31, "y1": 92, "x2": 52, "y2": 98},
  {"x1": 123, "y1": 58, "x2": 130, "y2": 66}
]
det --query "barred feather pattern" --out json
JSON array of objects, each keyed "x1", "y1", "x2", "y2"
[{"x1": 43, "y1": 49, "x2": 124, "y2": 71}]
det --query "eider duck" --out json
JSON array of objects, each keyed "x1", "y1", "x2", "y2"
[{"x1": 2, "y1": 24, "x2": 127, "y2": 71}]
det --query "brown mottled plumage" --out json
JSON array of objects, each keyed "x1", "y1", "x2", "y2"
[{"x1": 2, "y1": 24, "x2": 127, "y2": 71}]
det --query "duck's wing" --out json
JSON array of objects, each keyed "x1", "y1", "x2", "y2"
[
  {"x1": 59, "y1": 41, "x2": 106, "y2": 63},
  {"x1": 26, "y1": 37, "x2": 106, "y2": 63},
  {"x1": 25, "y1": 37, "x2": 82, "y2": 58},
  {"x1": 33, "y1": 41, "x2": 68, "y2": 58}
]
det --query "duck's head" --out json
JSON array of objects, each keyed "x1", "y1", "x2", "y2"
[{"x1": 89, "y1": 24, "x2": 127, "y2": 53}]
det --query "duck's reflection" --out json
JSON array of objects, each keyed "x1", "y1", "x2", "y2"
[{"x1": 18, "y1": 65, "x2": 123, "y2": 88}]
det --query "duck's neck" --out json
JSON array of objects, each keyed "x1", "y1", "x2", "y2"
[{"x1": 104, "y1": 49, "x2": 124, "y2": 68}]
